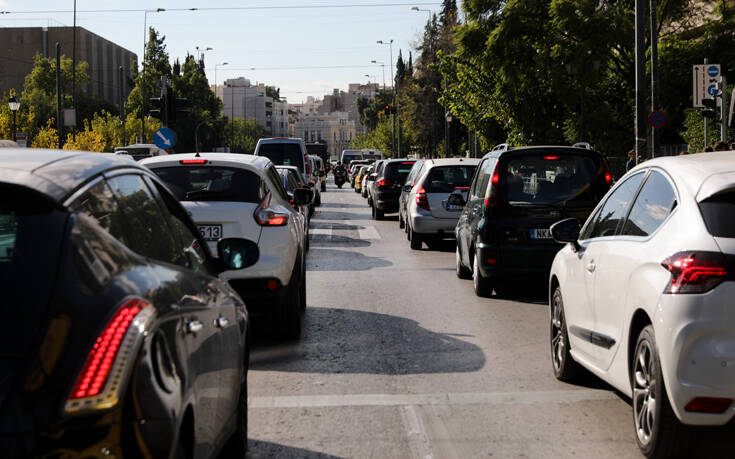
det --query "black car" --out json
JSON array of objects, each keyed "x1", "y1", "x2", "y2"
[
  {"x1": 370, "y1": 158, "x2": 417, "y2": 220},
  {"x1": 453, "y1": 144, "x2": 612, "y2": 296},
  {"x1": 0, "y1": 149, "x2": 256, "y2": 457}
]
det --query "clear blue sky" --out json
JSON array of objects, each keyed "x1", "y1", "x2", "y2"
[{"x1": 0, "y1": 1, "x2": 442, "y2": 102}]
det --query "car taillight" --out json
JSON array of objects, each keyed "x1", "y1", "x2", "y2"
[
  {"x1": 305, "y1": 159, "x2": 311, "y2": 175},
  {"x1": 661, "y1": 251, "x2": 729, "y2": 294},
  {"x1": 66, "y1": 298, "x2": 153, "y2": 412},
  {"x1": 180, "y1": 159, "x2": 207, "y2": 165},
  {"x1": 685, "y1": 397, "x2": 733, "y2": 413},
  {"x1": 377, "y1": 179, "x2": 393, "y2": 188},
  {"x1": 254, "y1": 193, "x2": 289, "y2": 226},
  {"x1": 416, "y1": 186, "x2": 430, "y2": 211},
  {"x1": 484, "y1": 169, "x2": 500, "y2": 209}
]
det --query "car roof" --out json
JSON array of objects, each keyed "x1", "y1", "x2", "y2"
[
  {"x1": 628, "y1": 151, "x2": 735, "y2": 199},
  {"x1": 140, "y1": 152, "x2": 272, "y2": 171},
  {"x1": 383, "y1": 158, "x2": 417, "y2": 164},
  {"x1": 257, "y1": 137, "x2": 303, "y2": 143},
  {"x1": 482, "y1": 145, "x2": 602, "y2": 159},
  {"x1": 0, "y1": 148, "x2": 142, "y2": 202},
  {"x1": 424, "y1": 158, "x2": 482, "y2": 166}
]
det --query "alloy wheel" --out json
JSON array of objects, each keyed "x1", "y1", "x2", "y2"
[
  {"x1": 550, "y1": 294, "x2": 565, "y2": 373},
  {"x1": 633, "y1": 340, "x2": 656, "y2": 447}
]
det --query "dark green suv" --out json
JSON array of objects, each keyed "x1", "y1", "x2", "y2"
[{"x1": 453, "y1": 144, "x2": 612, "y2": 297}]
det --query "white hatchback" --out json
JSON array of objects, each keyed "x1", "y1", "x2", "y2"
[
  {"x1": 141, "y1": 153, "x2": 312, "y2": 339},
  {"x1": 548, "y1": 151, "x2": 735, "y2": 457}
]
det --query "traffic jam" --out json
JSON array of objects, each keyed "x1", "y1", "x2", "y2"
[{"x1": 2, "y1": 140, "x2": 735, "y2": 458}]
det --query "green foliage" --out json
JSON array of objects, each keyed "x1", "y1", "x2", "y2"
[{"x1": 228, "y1": 118, "x2": 267, "y2": 154}]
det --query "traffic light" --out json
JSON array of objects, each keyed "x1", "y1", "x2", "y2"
[
  {"x1": 384, "y1": 104, "x2": 393, "y2": 115},
  {"x1": 173, "y1": 97, "x2": 189, "y2": 122},
  {"x1": 149, "y1": 97, "x2": 165, "y2": 121}
]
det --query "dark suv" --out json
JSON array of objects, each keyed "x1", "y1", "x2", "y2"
[
  {"x1": 453, "y1": 144, "x2": 612, "y2": 296},
  {"x1": 370, "y1": 159, "x2": 417, "y2": 220}
]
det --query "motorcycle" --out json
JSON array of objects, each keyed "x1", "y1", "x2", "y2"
[{"x1": 334, "y1": 168, "x2": 347, "y2": 188}]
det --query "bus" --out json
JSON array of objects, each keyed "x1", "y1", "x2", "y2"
[
  {"x1": 361, "y1": 149, "x2": 383, "y2": 161},
  {"x1": 340, "y1": 149, "x2": 363, "y2": 167}
]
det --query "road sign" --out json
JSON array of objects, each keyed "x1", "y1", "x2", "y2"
[
  {"x1": 648, "y1": 110, "x2": 666, "y2": 129},
  {"x1": 693, "y1": 64, "x2": 720, "y2": 107},
  {"x1": 153, "y1": 127, "x2": 176, "y2": 149}
]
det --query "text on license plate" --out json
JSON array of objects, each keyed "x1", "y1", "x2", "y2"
[
  {"x1": 198, "y1": 224, "x2": 223, "y2": 241},
  {"x1": 445, "y1": 204, "x2": 463, "y2": 211},
  {"x1": 531, "y1": 228, "x2": 552, "y2": 239}
]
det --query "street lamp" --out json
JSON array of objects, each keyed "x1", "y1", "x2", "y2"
[
  {"x1": 364, "y1": 74, "x2": 376, "y2": 85},
  {"x1": 141, "y1": 8, "x2": 166, "y2": 140},
  {"x1": 195, "y1": 46, "x2": 213, "y2": 66},
  {"x1": 8, "y1": 95, "x2": 20, "y2": 142},
  {"x1": 215, "y1": 62, "x2": 228, "y2": 97},
  {"x1": 371, "y1": 60, "x2": 386, "y2": 89}
]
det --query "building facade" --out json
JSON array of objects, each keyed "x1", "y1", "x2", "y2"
[
  {"x1": 220, "y1": 77, "x2": 288, "y2": 137},
  {"x1": 320, "y1": 83, "x2": 378, "y2": 135},
  {"x1": 293, "y1": 112, "x2": 357, "y2": 159},
  {"x1": 0, "y1": 27, "x2": 137, "y2": 104}
]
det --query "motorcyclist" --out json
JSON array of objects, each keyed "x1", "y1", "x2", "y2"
[
  {"x1": 333, "y1": 162, "x2": 347, "y2": 188},
  {"x1": 333, "y1": 161, "x2": 346, "y2": 176}
]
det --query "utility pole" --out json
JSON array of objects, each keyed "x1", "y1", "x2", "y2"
[
  {"x1": 635, "y1": 0, "x2": 647, "y2": 164},
  {"x1": 704, "y1": 58, "x2": 709, "y2": 147},
  {"x1": 72, "y1": 0, "x2": 77, "y2": 141},
  {"x1": 721, "y1": 75, "x2": 728, "y2": 142},
  {"x1": 56, "y1": 43, "x2": 62, "y2": 149},
  {"x1": 650, "y1": 0, "x2": 659, "y2": 158}
]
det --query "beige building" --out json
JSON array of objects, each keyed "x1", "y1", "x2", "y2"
[
  {"x1": 293, "y1": 112, "x2": 356, "y2": 158},
  {"x1": 220, "y1": 77, "x2": 288, "y2": 137},
  {"x1": 320, "y1": 83, "x2": 379, "y2": 135}
]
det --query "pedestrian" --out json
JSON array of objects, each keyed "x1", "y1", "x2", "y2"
[
  {"x1": 679, "y1": 150, "x2": 689, "y2": 155},
  {"x1": 626, "y1": 149, "x2": 636, "y2": 171},
  {"x1": 713, "y1": 141, "x2": 729, "y2": 151},
  {"x1": 704, "y1": 145, "x2": 714, "y2": 152}
]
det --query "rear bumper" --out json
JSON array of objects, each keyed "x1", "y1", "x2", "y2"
[
  {"x1": 227, "y1": 278, "x2": 289, "y2": 315},
  {"x1": 475, "y1": 242, "x2": 560, "y2": 278},
  {"x1": 409, "y1": 212, "x2": 458, "y2": 236},
  {"x1": 374, "y1": 190, "x2": 400, "y2": 212}
]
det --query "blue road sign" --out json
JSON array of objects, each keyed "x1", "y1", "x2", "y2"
[
  {"x1": 708, "y1": 84, "x2": 719, "y2": 97},
  {"x1": 153, "y1": 127, "x2": 176, "y2": 150},
  {"x1": 648, "y1": 110, "x2": 666, "y2": 129},
  {"x1": 707, "y1": 65, "x2": 720, "y2": 78}
]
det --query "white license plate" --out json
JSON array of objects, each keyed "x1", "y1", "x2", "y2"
[
  {"x1": 531, "y1": 228, "x2": 552, "y2": 239},
  {"x1": 198, "y1": 224, "x2": 223, "y2": 241},
  {"x1": 445, "y1": 204, "x2": 464, "y2": 211}
]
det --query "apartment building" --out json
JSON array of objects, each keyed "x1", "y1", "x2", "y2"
[{"x1": 220, "y1": 77, "x2": 288, "y2": 137}]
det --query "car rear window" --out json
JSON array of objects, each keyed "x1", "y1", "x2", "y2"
[
  {"x1": 257, "y1": 143, "x2": 304, "y2": 169},
  {"x1": 699, "y1": 190, "x2": 735, "y2": 237},
  {"x1": 151, "y1": 166, "x2": 262, "y2": 203},
  {"x1": 501, "y1": 153, "x2": 606, "y2": 207},
  {"x1": 424, "y1": 165, "x2": 477, "y2": 193},
  {"x1": 384, "y1": 161, "x2": 416, "y2": 183}
]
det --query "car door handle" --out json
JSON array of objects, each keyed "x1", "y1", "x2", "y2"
[
  {"x1": 186, "y1": 320, "x2": 204, "y2": 334},
  {"x1": 586, "y1": 262, "x2": 596, "y2": 272},
  {"x1": 215, "y1": 316, "x2": 229, "y2": 328}
]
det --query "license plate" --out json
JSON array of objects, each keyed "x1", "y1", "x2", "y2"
[
  {"x1": 198, "y1": 224, "x2": 223, "y2": 241},
  {"x1": 531, "y1": 228, "x2": 552, "y2": 239},
  {"x1": 445, "y1": 204, "x2": 463, "y2": 211}
]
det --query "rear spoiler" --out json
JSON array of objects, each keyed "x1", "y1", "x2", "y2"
[{"x1": 696, "y1": 171, "x2": 735, "y2": 202}]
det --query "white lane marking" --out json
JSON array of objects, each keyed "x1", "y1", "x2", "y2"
[
  {"x1": 358, "y1": 225, "x2": 381, "y2": 240},
  {"x1": 400, "y1": 405, "x2": 434, "y2": 459},
  {"x1": 310, "y1": 225, "x2": 332, "y2": 238},
  {"x1": 248, "y1": 389, "x2": 617, "y2": 409}
]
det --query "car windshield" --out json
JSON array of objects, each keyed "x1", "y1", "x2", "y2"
[
  {"x1": 501, "y1": 153, "x2": 606, "y2": 207},
  {"x1": 424, "y1": 165, "x2": 477, "y2": 193},
  {"x1": 258, "y1": 143, "x2": 304, "y2": 168},
  {"x1": 151, "y1": 166, "x2": 262, "y2": 203},
  {"x1": 384, "y1": 161, "x2": 416, "y2": 183}
]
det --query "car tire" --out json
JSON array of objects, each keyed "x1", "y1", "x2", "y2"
[
  {"x1": 315, "y1": 191, "x2": 321, "y2": 207},
  {"x1": 277, "y1": 265, "x2": 302, "y2": 340},
  {"x1": 321, "y1": 182, "x2": 326, "y2": 192},
  {"x1": 367, "y1": 196, "x2": 372, "y2": 207},
  {"x1": 337, "y1": 184, "x2": 343, "y2": 189},
  {"x1": 300, "y1": 257, "x2": 307, "y2": 311},
  {"x1": 456, "y1": 245, "x2": 471, "y2": 279},
  {"x1": 550, "y1": 287, "x2": 581, "y2": 382},
  {"x1": 399, "y1": 212, "x2": 405, "y2": 229},
  {"x1": 409, "y1": 226, "x2": 422, "y2": 250},
  {"x1": 221, "y1": 348, "x2": 249, "y2": 457},
  {"x1": 632, "y1": 325, "x2": 691, "y2": 458},
  {"x1": 472, "y1": 255, "x2": 492, "y2": 297}
]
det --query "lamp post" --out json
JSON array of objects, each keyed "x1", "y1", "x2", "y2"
[
  {"x1": 364, "y1": 74, "x2": 376, "y2": 85},
  {"x1": 8, "y1": 95, "x2": 20, "y2": 142},
  {"x1": 141, "y1": 8, "x2": 166, "y2": 140},
  {"x1": 377, "y1": 39, "x2": 397, "y2": 155},
  {"x1": 371, "y1": 60, "x2": 386, "y2": 90},
  {"x1": 215, "y1": 62, "x2": 228, "y2": 97},
  {"x1": 195, "y1": 46, "x2": 213, "y2": 67}
]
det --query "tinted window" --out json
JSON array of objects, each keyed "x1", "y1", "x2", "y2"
[
  {"x1": 621, "y1": 171, "x2": 677, "y2": 237},
  {"x1": 151, "y1": 166, "x2": 262, "y2": 203},
  {"x1": 424, "y1": 165, "x2": 478, "y2": 193},
  {"x1": 70, "y1": 179, "x2": 128, "y2": 244},
  {"x1": 501, "y1": 153, "x2": 608, "y2": 207},
  {"x1": 405, "y1": 160, "x2": 423, "y2": 186},
  {"x1": 699, "y1": 189, "x2": 735, "y2": 237},
  {"x1": 107, "y1": 174, "x2": 179, "y2": 264},
  {"x1": 258, "y1": 143, "x2": 304, "y2": 169},
  {"x1": 472, "y1": 159, "x2": 496, "y2": 199},
  {"x1": 582, "y1": 172, "x2": 645, "y2": 239},
  {"x1": 384, "y1": 161, "x2": 416, "y2": 183}
]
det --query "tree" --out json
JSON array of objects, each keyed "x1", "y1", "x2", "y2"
[
  {"x1": 229, "y1": 118, "x2": 267, "y2": 154},
  {"x1": 266, "y1": 86, "x2": 281, "y2": 101},
  {"x1": 395, "y1": 50, "x2": 406, "y2": 87},
  {"x1": 126, "y1": 27, "x2": 172, "y2": 132}
]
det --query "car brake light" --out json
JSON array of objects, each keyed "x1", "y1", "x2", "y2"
[
  {"x1": 67, "y1": 298, "x2": 152, "y2": 411},
  {"x1": 416, "y1": 186, "x2": 430, "y2": 211},
  {"x1": 305, "y1": 160, "x2": 311, "y2": 175},
  {"x1": 180, "y1": 159, "x2": 207, "y2": 165},
  {"x1": 254, "y1": 193, "x2": 289, "y2": 226},
  {"x1": 661, "y1": 251, "x2": 728, "y2": 294},
  {"x1": 402, "y1": 161, "x2": 415, "y2": 165},
  {"x1": 685, "y1": 397, "x2": 732, "y2": 413},
  {"x1": 377, "y1": 179, "x2": 393, "y2": 188},
  {"x1": 543, "y1": 156, "x2": 559, "y2": 160},
  {"x1": 485, "y1": 169, "x2": 500, "y2": 209}
]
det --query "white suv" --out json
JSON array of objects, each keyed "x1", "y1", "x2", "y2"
[
  {"x1": 548, "y1": 151, "x2": 735, "y2": 457},
  {"x1": 141, "y1": 153, "x2": 312, "y2": 338}
]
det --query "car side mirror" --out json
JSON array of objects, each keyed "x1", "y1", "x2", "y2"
[
  {"x1": 402, "y1": 184, "x2": 412, "y2": 192},
  {"x1": 306, "y1": 182, "x2": 315, "y2": 188},
  {"x1": 550, "y1": 218, "x2": 581, "y2": 250},
  {"x1": 367, "y1": 174, "x2": 377, "y2": 182},
  {"x1": 447, "y1": 193, "x2": 466, "y2": 207},
  {"x1": 217, "y1": 238, "x2": 259, "y2": 270},
  {"x1": 293, "y1": 187, "x2": 314, "y2": 206}
]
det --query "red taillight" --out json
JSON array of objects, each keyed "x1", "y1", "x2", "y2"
[
  {"x1": 543, "y1": 156, "x2": 560, "y2": 160},
  {"x1": 685, "y1": 397, "x2": 733, "y2": 413},
  {"x1": 605, "y1": 172, "x2": 612, "y2": 184},
  {"x1": 376, "y1": 179, "x2": 393, "y2": 188},
  {"x1": 454, "y1": 186, "x2": 469, "y2": 190},
  {"x1": 662, "y1": 251, "x2": 728, "y2": 294},
  {"x1": 254, "y1": 193, "x2": 289, "y2": 227},
  {"x1": 491, "y1": 170, "x2": 499, "y2": 185},
  {"x1": 485, "y1": 169, "x2": 500, "y2": 209},
  {"x1": 69, "y1": 298, "x2": 150, "y2": 400},
  {"x1": 402, "y1": 161, "x2": 416, "y2": 165},
  {"x1": 267, "y1": 280, "x2": 279, "y2": 291},
  {"x1": 305, "y1": 160, "x2": 311, "y2": 175},
  {"x1": 416, "y1": 186, "x2": 430, "y2": 211},
  {"x1": 180, "y1": 159, "x2": 207, "y2": 165}
]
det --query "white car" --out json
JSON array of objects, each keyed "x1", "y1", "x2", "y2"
[
  {"x1": 548, "y1": 151, "x2": 735, "y2": 458},
  {"x1": 141, "y1": 153, "x2": 312, "y2": 339}
]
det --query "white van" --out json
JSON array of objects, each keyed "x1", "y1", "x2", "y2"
[{"x1": 340, "y1": 149, "x2": 363, "y2": 167}]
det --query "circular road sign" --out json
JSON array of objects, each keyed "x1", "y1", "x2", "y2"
[
  {"x1": 154, "y1": 127, "x2": 176, "y2": 150},
  {"x1": 648, "y1": 110, "x2": 666, "y2": 129}
]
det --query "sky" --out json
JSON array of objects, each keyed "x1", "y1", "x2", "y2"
[{"x1": 0, "y1": 1, "x2": 443, "y2": 103}]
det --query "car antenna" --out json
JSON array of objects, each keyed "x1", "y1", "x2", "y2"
[{"x1": 194, "y1": 151, "x2": 201, "y2": 158}]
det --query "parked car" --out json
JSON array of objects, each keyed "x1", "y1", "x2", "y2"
[
  {"x1": 255, "y1": 137, "x2": 321, "y2": 206},
  {"x1": 454, "y1": 144, "x2": 612, "y2": 296},
  {"x1": 142, "y1": 153, "x2": 312, "y2": 339},
  {"x1": 370, "y1": 158, "x2": 417, "y2": 220},
  {"x1": 404, "y1": 158, "x2": 480, "y2": 249},
  {"x1": 0, "y1": 149, "x2": 254, "y2": 457},
  {"x1": 399, "y1": 159, "x2": 425, "y2": 230},
  {"x1": 548, "y1": 151, "x2": 735, "y2": 458}
]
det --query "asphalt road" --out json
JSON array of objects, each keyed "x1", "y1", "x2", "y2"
[{"x1": 246, "y1": 178, "x2": 733, "y2": 458}]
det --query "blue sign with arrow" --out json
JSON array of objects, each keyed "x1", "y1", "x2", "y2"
[
  {"x1": 707, "y1": 65, "x2": 720, "y2": 78},
  {"x1": 154, "y1": 127, "x2": 176, "y2": 150}
]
